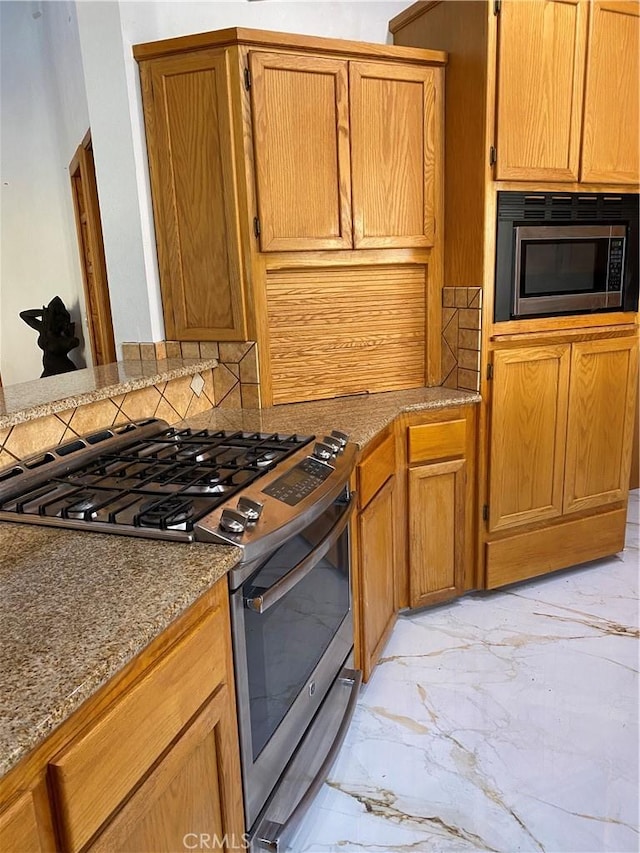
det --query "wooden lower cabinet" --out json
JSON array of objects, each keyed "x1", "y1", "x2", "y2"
[
  {"x1": 404, "y1": 406, "x2": 477, "y2": 608},
  {"x1": 484, "y1": 333, "x2": 639, "y2": 589},
  {"x1": 88, "y1": 688, "x2": 244, "y2": 853},
  {"x1": 408, "y1": 459, "x2": 466, "y2": 607},
  {"x1": 353, "y1": 432, "x2": 397, "y2": 682},
  {"x1": 0, "y1": 580, "x2": 244, "y2": 853}
]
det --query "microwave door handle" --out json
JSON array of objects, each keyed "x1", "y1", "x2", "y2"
[{"x1": 244, "y1": 494, "x2": 356, "y2": 614}]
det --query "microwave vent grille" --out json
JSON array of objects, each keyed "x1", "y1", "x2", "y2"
[{"x1": 498, "y1": 192, "x2": 637, "y2": 223}]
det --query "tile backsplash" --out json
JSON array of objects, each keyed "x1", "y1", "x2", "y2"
[
  {"x1": 0, "y1": 368, "x2": 218, "y2": 467},
  {"x1": 122, "y1": 340, "x2": 261, "y2": 410},
  {"x1": 441, "y1": 287, "x2": 482, "y2": 392}
]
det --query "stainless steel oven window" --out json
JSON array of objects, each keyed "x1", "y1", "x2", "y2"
[{"x1": 230, "y1": 490, "x2": 355, "y2": 829}]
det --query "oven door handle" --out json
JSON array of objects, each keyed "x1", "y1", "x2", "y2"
[{"x1": 244, "y1": 493, "x2": 356, "y2": 614}]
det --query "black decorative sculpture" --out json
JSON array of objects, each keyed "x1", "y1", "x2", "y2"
[{"x1": 20, "y1": 296, "x2": 79, "y2": 378}]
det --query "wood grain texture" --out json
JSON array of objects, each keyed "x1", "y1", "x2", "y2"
[
  {"x1": 133, "y1": 27, "x2": 447, "y2": 66},
  {"x1": 490, "y1": 312, "x2": 638, "y2": 339},
  {"x1": 485, "y1": 507, "x2": 627, "y2": 588},
  {"x1": 50, "y1": 605, "x2": 225, "y2": 852},
  {"x1": 266, "y1": 264, "x2": 428, "y2": 404},
  {"x1": 563, "y1": 336, "x2": 639, "y2": 512},
  {"x1": 495, "y1": 0, "x2": 588, "y2": 181},
  {"x1": 142, "y1": 50, "x2": 246, "y2": 341},
  {"x1": 350, "y1": 62, "x2": 437, "y2": 248},
  {"x1": 89, "y1": 688, "x2": 245, "y2": 852},
  {"x1": 488, "y1": 345, "x2": 570, "y2": 532},
  {"x1": 358, "y1": 432, "x2": 396, "y2": 510},
  {"x1": 0, "y1": 791, "x2": 43, "y2": 853},
  {"x1": 408, "y1": 458, "x2": 466, "y2": 608},
  {"x1": 249, "y1": 52, "x2": 352, "y2": 251},
  {"x1": 391, "y1": 0, "x2": 488, "y2": 286},
  {"x1": 69, "y1": 136, "x2": 116, "y2": 367},
  {"x1": 358, "y1": 476, "x2": 397, "y2": 682},
  {"x1": 408, "y1": 418, "x2": 466, "y2": 463},
  {"x1": 581, "y1": 0, "x2": 640, "y2": 183}
]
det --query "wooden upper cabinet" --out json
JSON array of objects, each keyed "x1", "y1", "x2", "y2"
[
  {"x1": 564, "y1": 337, "x2": 638, "y2": 513},
  {"x1": 350, "y1": 62, "x2": 438, "y2": 248},
  {"x1": 581, "y1": 1, "x2": 640, "y2": 183},
  {"x1": 142, "y1": 49, "x2": 246, "y2": 341},
  {"x1": 495, "y1": 0, "x2": 588, "y2": 181},
  {"x1": 249, "y1": 51, "x2": 352, "y2": 251},
  {"x1": 488, "y1": 345, "x2": 570, "y2": 532}
]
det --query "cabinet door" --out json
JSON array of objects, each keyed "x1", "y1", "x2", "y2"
[
  {"x1": 409, "y1": 459, "x2": 465, "y2": 608},
  {"x1": 358, "y1": 476, "x2": 397, "y2": 682},
  {"x1": 350, "y1": 62, "x2": 439, "y2": 248},
  {"x1": 89, "y1": 688, "x2": 244, "y2": 853},
  {"x1": 0, "y1": 792, "x2": 44, "y2": 853},
  {"x1": 249, "y1": 52, "x2": 352, "y2": 251},
  {"x1": 495, "y1": 0, "x2": 588, "y2": 181},
  {"x1": 144, "y1": 50, "x2": 246, "y2": 340},
  {"x1": 564, "y1": 337, "x2": 639, "y2": 513},
  {"x1": 581, "y1": 1, "x2": 640, "y2": 183},
  {"x1": 488, "y1": 345, "x2": 570, "y2": 531}
]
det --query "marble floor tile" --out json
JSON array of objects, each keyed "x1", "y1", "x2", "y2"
[{"x1": 288, "y1": 493, "x2": 639, "y2": 853}]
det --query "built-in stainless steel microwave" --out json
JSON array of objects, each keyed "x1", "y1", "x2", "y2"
[{"x1": 494, "y1": 192, "x2": 639, "y2": 322}]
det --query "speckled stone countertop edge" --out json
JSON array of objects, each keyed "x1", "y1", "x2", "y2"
[
  {"x1": 0, "y1": 358, "x2": 218, "y2": 430},
  {"x1": 0, "y1": 527, "x2": 241, "y2": 779}
]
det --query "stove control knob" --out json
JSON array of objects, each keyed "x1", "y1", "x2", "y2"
[
  {"x1": 330, "y1": 430, "x2": 349, "y2": 448},
  {"x1": 313, "y1": 442, "x2": 334, "y2": 461},
  {"x1": 237, "y1": 497, "x2": 263, "y2": 522},
  {"x1": 219, "y1": 508, "x2": 249, "y2": 535},
  {"x1": 322, "y1": 436, "x2": 342, "y2": 454}
]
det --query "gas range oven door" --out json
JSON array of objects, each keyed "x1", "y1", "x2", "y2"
[{"x1": 229, "y1": 489, "x2": 359, "y2": 846}]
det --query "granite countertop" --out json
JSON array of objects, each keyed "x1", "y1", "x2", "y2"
[
  {"x1": 180, "y1": 386, "x2": 481, "y2": 447},
  {"x1": 0, "y1": 385, "x2": 480, "y2": 780},
  {"x1": 0, "y1": 524, "x2": 240, "y2": 777},
  {"x1": 0, "y1": 358, "x2": 218, "y2": 429}
]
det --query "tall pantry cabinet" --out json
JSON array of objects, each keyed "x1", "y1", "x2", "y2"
[
  {"x1": 134, "y1": 29, "x2": 447, "y2": 406},
  {"x1": 391, "y1": 1, "x2": 639, "y2": 589}
]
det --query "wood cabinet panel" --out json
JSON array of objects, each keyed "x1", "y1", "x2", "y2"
[
  {"x1": 489, "y1": 345, "x2": 570, "y2": 532},
  {"x1": 249, "y1": 52, "x2": 352, "y2": 251},
  {"x1": 495, "y1": 0, "x2": 588, "y2": 181},
  {"x1": 0, "y1": 791, "x2": 44, "y2": 853},
  {"x1": 408, "y1": 418, "x2": 466, "y2": 464},
  {"x1": 408, "y1": 459, "x2": 465, "y2": 608},
  {"x1": 50, "y1": 605, "x2": 225, "y2": 852},
  {"x1": 564, "y1": 336, "x2": 638, "y2": 513},
  {"x1": 358, "y1": 433, "x2": 396, "y2": 510},
  {"x1": 89, "y1": 688, "x2": 244, "y2": 853},
  {"x1": 265, "y1": 263, "x2": 427, "y2": 404},
  {"x1": 350, "y1": 62, "x2": 439, "y2": 247},
  {"x1": 581, "y1": 0, "x2": 640, "y2": 183},
  {"x1": 143, "y1": 50, "x2": 246, "y2": 340},
  {"x1": 358, "y1": 476, "x2": 397, "y2": 681},
  {"x1": 486, "y1": 507, "x2": 627, "y2": 588}
]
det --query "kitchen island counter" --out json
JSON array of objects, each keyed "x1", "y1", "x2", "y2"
[{"x1": 0, "y1": 523, "x2": 240, "y2": 777}]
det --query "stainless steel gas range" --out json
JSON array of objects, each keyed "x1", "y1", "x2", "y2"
[{"x1": 0, "y1": 417, "x2": 361, "y2": 851}]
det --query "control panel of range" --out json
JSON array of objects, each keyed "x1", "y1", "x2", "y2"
[{"x1": 262, "y1": 456, "x2": 334, "y2": 506}]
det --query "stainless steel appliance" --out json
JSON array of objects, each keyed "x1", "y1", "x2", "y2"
[
  {"x1": 0, "y1": 418, "x2": 360, "y2": 851},
  {"x1": 494, "y1": 191, "x2": 639, "y2": 321}
]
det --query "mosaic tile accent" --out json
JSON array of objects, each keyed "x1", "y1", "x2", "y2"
[
  {"x1": 124, "y1": 341, "x2": 261, "y2": 411},
  {"x1": 0, "y1": 369, "x2": 217, "y2": 465},
  {"x1": 441, "y1": 288, "x2": 482, "y2": 392}
]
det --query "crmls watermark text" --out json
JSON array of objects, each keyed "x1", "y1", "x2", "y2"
[{"x1": 183, "y1": 833, "x2": 251, "y2": 850}]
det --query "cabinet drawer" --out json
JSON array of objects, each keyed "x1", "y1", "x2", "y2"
[
  {"x1": 50, "y1": 602, "x2": 226, "y2": 852},
  {"x1": 408, "y1": 419, "x2": 466, "y2": 464},
  {"x1": 358, "y1": 433, "x2": 396, "y2": 509}
]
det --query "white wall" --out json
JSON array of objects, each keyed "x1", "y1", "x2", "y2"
[
  {"x1": 0, "y1": 0, "x2": 91, "y2": 385},
  {"x1": 75, "y1": 0, "x2": 409, "y2": 354}
]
